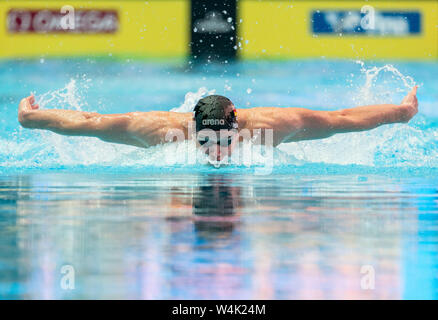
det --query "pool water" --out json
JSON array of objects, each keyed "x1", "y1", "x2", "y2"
[{"x1": 0, "y1": 59, "x2": 437, "y2": 299}]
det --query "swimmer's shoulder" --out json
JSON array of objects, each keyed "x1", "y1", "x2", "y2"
[{"x1": 236, "y1": 107, "x2": 288, "y2": 130}]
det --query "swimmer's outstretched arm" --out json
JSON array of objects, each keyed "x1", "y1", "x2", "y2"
[
  {"x1": 18, "y1": 95, "x2": 191, "y2": 148},
  {"x1": 243, "y1": 86, "x2": 419, "y2": 145}
]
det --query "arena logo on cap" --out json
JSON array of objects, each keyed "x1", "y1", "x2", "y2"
[
  {"x1": 7, "y1": 9, "x2": 118, "y2": 33},
  {"x1": 202, "y1": 119, "x2": 225, "y2": 126}
]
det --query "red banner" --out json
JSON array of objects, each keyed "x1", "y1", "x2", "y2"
[{"x1": 7, "y1": 9, "x2": 119, "y2": 34}]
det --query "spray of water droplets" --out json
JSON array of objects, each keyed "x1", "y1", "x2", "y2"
[{"x1": 1, "y1": 62, "x2": 436, "y2": 172}]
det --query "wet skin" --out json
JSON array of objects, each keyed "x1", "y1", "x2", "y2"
[{"x1": 18, "y1": 86, "x2": 419, "y2": 162}]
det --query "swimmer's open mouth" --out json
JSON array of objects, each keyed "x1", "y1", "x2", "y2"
[{"x1": 207, "y1": 157, "x2": 229, "y2": 168}]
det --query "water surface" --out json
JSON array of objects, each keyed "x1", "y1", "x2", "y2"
[{"x1": 0, "y1": 59, "x2": 437, "y2": 299}]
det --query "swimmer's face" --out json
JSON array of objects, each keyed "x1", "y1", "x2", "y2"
[{"x1": 196, "y1": 129, "x2": 239, "y2": 162}]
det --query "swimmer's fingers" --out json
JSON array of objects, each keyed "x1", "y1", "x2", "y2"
[
  {"x1": 400, "y1": 86, "x2": 419, "y2": 122},
  {"x1": 20, "y1": 95, "x2": 39, "y2": 110},
  {"x1": 411, "y1": 85, "x2": 418, "y2": 95},
  {"x1": 402, "y1": 86, "x2": 418, "y2": 107},
  {"x1": 18, "y1": 95, "x2": 37, "y2": 118},
  {"x1": 28, "y1": 95, "x2": 40, "y2": 109},
  {"x1": 410, "y1": 86, "x2": 418, "y2": 109},
  {"x1": 19, "y1": 96, "x2": 31, "y2": 112},
  {"x1": 409, "y1": 86, "x2": 418, "y2": 106}
]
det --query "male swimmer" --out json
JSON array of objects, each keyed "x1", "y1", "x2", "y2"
[{"x1": 18, "y1": 86, "x2": 418, "y2": 165}]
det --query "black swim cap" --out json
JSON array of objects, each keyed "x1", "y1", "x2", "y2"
[{"x1": 194, "y1": 95, "x2": 238, "y2": 132}]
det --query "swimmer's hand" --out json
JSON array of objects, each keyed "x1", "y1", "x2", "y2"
[
  {"x1": 400, "y1": 85, "x2": 418, "y2": 122},
  {"x1": 18, "y1": 94, "x2": 39, "y2": 127}
]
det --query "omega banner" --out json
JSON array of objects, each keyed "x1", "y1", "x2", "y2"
[
  {"x1": 190, "y1": 0, "x2": 237, "y2": 62},
  {"x1": 7, "y1": 9, "x2": 119, "y2": 34}
]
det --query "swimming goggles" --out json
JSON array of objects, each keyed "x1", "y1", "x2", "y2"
[{"x1": 197, "y1": 135, "x2": 233, "y2": 147}]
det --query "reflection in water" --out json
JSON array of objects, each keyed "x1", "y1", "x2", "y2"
[
  {"x1": 193, "y1": 177, "x2": 240, "y2": 216},
  {"x1": 0, "y1": 173, "x2": 437, "y2": 299},
  {"x1": 192, "y1": 176, "x2": 241, "y2": 241}
]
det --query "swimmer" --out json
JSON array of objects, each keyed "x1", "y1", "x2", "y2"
[{"x1": 18, "y1": 86, "x2": 418, "y2": 163}]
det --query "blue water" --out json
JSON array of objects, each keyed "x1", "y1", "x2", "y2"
[{"x1": 0, "y1": 59, "x2": 437, "y2": 299}]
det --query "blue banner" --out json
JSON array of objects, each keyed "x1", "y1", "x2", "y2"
[{"x1": 312, "y1": 10, "x2": 421, "y2": 36}]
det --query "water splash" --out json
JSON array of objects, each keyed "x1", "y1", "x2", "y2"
[
  {"x1": 171, "y1": 87, "x2": 216, "y2": 113},
  {"x1": 280, "y1": 61, "x2": 436, "y2": 167},
  {"x1": 351, "y1": 60, "x2": 417, "y2": 105},
  {"x1": 2, "y1": 76, "x2": 284, "y2": 170},
  {"x1": 36, "y1": 77, "x2": 91, "y2": 111},
  {"x1": 1, "y1": 61, "x2": 436, "y2": 173}
]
